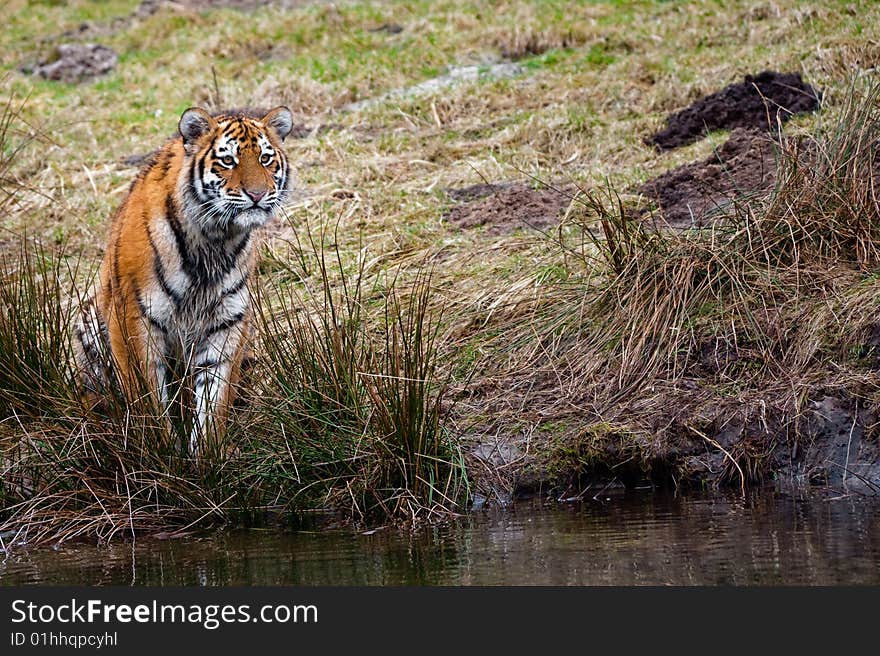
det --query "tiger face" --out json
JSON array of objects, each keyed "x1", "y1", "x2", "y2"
[{"x1": 178, "y1": 106, "x2": 293, "y2": 233}]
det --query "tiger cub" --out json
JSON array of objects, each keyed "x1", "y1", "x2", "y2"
[{"x1": 75, "y1": 106, "x2": 294, "y2": 454}]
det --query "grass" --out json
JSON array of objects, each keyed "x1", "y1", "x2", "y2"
[
  {"x1": 250, "y1": 221, "x2": 465, "y2": 520},
  {"x1": 2, "y1": 0, "x2": 880, "y2": 543}
]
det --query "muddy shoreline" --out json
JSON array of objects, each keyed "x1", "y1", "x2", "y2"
[{"x1": 465, "y1": 392, "x2": 880, "y2": 504}]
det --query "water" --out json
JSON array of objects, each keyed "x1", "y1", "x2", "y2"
[{"x1": 2, "y1": 490, "x2": 879, "y2": 585}]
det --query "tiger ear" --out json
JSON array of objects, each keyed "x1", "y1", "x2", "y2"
[
  {"x1": 262, "y1": 106, "x2": 293, "y2": 141},
  {"x1": 178, "y1": 107, "x2": 215, "y2": 145}
]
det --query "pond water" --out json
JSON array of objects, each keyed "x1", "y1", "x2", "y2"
[{"x1": 2, "y1": 490, "x2": 879, "y2": 585}]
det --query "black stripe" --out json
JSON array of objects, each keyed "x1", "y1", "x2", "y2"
[
  {"x1": 164, "y1": 195, "x2": 195, "y2": 278},
  {"x1": 111, "y1": 235, "x2": 122, "y2": 293},
  {"x1": 188, "y1": 153, "x2": 200, "y2": 199},
  {"x1": 205, "y1": 311, "x2": 245, "y2": 338},
  {"x1": 229, "y1": 233, "x2": 251, "y2": 263},
  {"x1": 147, "y1": 228, "x2": 184, "y2": 306},
  {"x1": 222, "y1": 276, "x2": 248, "y2": 297},
  {"x1": 195, "y1": 150, "x2": 208, "y2": 196},
  {"x1": 75, "y1": 326, "x2": 100, "y2": 358},
  {"x1": 193, "y1": 235, "x2": 249, "y2": 288},
  {"x1": 194, "y1": 356, "x2": 229, "y2": 371},
  {"x1": 190, "y1": 143, "x2": 214, "y2": 198},
  {"x1": 99, "y1": 316, "x2": 111, "y2": 350},
  {"x1": 153, "y1": 256, "x2": 183, "y2": 307},
  {"x1": 155, "y1": 149, "x2": 174, "y2": 178}
]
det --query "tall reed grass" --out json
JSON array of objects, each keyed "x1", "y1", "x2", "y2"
[{"x1": 249, "y1": 222, "x2": 466, "y2": 520}]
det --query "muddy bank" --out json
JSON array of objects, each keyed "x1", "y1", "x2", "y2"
[
  {"x1": 465, "y1": 388, "x2": 880, "y2": 504},
  {"x1": 647, "y1": 71, "x2": 820, "y2": 151},
  {"x1": 443, "y1": 182, "x2": 570, "y2": 235},
  {"x1": 639, "y1": 128, "x2": 778, "y2": 228},
  {"x1": 460, "y1": 74, "x2": 878, "y2": 504}
]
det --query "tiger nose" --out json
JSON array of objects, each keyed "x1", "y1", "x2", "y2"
[{"x1": 244, "y1": 189, "x2": 266, "y2": 203}]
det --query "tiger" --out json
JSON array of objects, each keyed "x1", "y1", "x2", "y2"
[{"x1": 74, "y1": 105, "x2": 294, "y2": 456}]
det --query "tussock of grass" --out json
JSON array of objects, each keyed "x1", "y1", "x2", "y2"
[
  {"x1": 0, "y1": 239, "x2": 79, "y2": 418},
  {"x1": 250, "y1": 221, "x2": 465, "y2": 520}
]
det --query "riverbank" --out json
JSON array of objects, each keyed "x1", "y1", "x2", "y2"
[{"x1": 459, "y1": 84, "x2": 880, "y2": 501}]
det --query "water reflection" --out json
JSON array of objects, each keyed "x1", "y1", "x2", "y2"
[{"x1": 2, "y1": 491, "x2": 878, "y2": 585}]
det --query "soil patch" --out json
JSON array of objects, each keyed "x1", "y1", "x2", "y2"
[
  {"x1": 445, "y1": 182, "x2": 517, "y2": 203},
  {"x1": 368, "y1": 23, "x2": 404, "y2": 34},
  {"x1": 639, "y1": 128, "x2": 777, "y2": 228},
  {"x1": 31, "y1": 43, "x2": 118, "y2": 83},
  {"x1": 647, "y1": 71, "x2": 820, "y2": 151},
  {"x1": 444, "y1": 183, "x2": 570, "y2": 235}
]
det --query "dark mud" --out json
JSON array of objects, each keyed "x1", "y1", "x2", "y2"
[
  {"x1": 368, "y1": 23, "x2": 404, "y2": 34},
  {"x1": 445, "y1": 182, "x2": 517, "y2": 202},
  {"x1": 444, "y1": 183, "x2": 570, "y2": 235},
  {"x1": 639, "y1": 128, "x2": 778, "y2": 228},
  {"x1": 679, "y1": 394, "x2": 880, "y2": 494},
  {"x1": 30, "y1": 43, "x2": 117, "y2": 83},
  {"x1": 783, "y1": 396, "x2": 880, "y2": 491},
  {"x1": 467, "y1": 389, "x2": 880, "y2": 505},
  {"x1": 647, "y1": 71, "x2": 820, "y2": 151}
]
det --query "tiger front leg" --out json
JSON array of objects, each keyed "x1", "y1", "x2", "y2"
[{"x1": 189, "y1": 324, "x2": 244, "y2": 457}]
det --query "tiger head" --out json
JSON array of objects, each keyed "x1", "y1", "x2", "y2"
[{"x1": 178, "y1": 106, "x2": 294, "y2": 234}]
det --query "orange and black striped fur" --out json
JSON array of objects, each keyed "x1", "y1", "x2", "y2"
[{"x1": 75, "y1": 106, "x2": 294, "y2": 454}]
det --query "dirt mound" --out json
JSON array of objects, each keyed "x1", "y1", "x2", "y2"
[
  {"x1": 32, "y1": 43, "x2": 117, "y2": 83},
  {"x1": 444, "y1": 183, "x2": 569, "y2": 235},
  {"x1": 445, "y1": 182, "x2": 516, "y2": 203},
  {"x1": 647, "y1": 71, "x2": 820, "y2": 151},
  {"x1": 639, "y1": 128, "x2": 777, "y2": 228}
]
